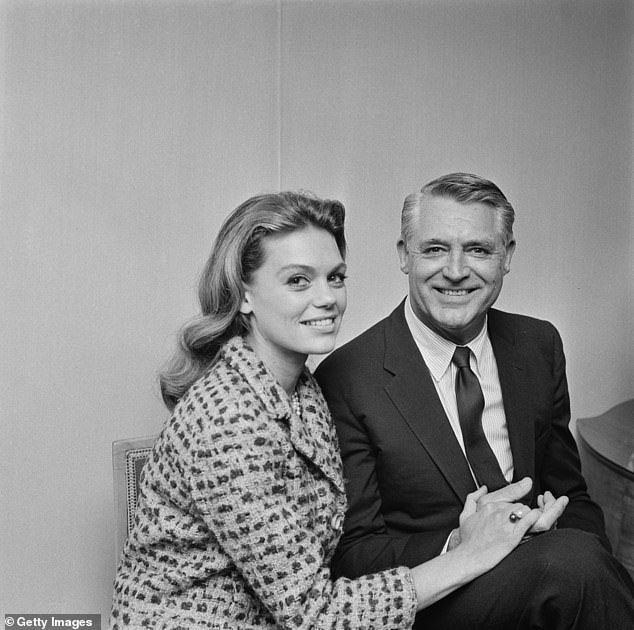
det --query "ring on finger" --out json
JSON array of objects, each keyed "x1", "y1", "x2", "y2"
[{"x1": 509, "y1": 510, "x2": 523, "y2": 523}]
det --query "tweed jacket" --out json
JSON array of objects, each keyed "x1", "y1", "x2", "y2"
[{"x1": 111, "y1": 336, "x2": 417, "y2": 629}]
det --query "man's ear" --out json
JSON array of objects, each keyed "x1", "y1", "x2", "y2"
[
  {"x1": 239, "y1": 288, "x2": 253, "y2": 315},
  {"x1": 503, "y1": 239, "x2": 516, "y2": 274},
  {"x1": 396, "y1": 237, "x2": 409, "y2": 274}
]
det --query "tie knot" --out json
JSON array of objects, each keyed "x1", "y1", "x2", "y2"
[{"x1": 452, "y1": 345, "x2": 472, "y2": 369}]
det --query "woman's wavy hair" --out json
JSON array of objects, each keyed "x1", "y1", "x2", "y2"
[{"x1": 160, "y1": 190, "x2": 346, "y2": 409}]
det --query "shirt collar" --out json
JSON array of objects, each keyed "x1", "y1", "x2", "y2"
[{"x1": 404, "y1": 296, "x2": 488, "y2": 381}]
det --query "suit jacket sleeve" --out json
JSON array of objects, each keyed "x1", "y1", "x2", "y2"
[{"x1": 533, "y1": 323, "x2": 608, "y2": 544}]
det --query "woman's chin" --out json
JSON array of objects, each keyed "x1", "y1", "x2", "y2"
[{"x1": 304, "y1": 337, "x2": 338, "y2": 357}]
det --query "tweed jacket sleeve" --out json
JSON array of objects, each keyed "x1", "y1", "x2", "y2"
[{"x1": 113, "y1": 337, "x2": 417, "y2": 629}]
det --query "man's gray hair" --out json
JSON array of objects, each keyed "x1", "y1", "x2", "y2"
[{"x1": 401, "y1": 172, "x2": 516, "y2": 246}]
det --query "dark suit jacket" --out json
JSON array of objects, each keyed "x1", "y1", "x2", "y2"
[{"x1": 315, "y1": 301, "x2": 608, "y2": 579}]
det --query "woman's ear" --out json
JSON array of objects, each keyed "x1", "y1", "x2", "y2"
[{"x1": 239, "y1": 289, "x2": 253, "y2": 315}]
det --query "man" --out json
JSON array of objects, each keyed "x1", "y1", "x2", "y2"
[{"x1": 315, "y1": 173, "x2": 634, "y2": 628}]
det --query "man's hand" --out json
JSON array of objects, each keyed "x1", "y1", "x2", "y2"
[
  {"x1": 476, "y1": 477, "x2": 568, "y2": 534},
  {"x1": 532, "y1": 491, "x2": 568, "y2": 532}
]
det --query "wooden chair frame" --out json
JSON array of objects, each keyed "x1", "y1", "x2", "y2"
[{"x1": 112, "y1": 436, "x2": 156, "y2": 561}]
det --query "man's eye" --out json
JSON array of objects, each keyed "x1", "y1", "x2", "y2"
[
  {"x1": 421, "y1": 247, "x2": 445, "y2": 256},
  {"x1": 469, "y1": 248, "x2": 490, "y2": 257}
]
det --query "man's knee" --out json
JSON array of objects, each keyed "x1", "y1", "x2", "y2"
[
  {"x1": 530, "y1": 528, "x2": 605, "y2": 574},
  {"x1": 520, "y1": 528, "x2": 634, "y2": 629},
  {"x1": 415, "y1": 528, "x2": 633, "y2": 630}
]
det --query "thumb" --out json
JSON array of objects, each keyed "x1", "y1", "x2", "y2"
[{"x1": 484, "y1": 477, "x2": 532, "y2": 505}]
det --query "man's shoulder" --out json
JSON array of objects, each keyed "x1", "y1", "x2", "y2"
[
  {"x1": 488, "y1": 308, "x2": 561, "y2": 349},
  {"x1": 321, "y1": 313, "x2": 390, "y2": 363},
  {"x1": 315, "y1": 303, "x2": 404, "y2": 378},
  {"x1": 489, "y1": 308, "x2": 557, "y2": 333}
]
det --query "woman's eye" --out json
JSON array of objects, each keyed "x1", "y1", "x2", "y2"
[
  {"x1": 287, "y1": 275, "x2": 310, "y2": 287},
  {"x1": 328, "y1": 272, "x2": 347, "y2": 286}
]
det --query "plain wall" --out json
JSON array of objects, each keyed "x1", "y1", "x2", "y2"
[{"x1": 1, "y1": 0, "x2": 632, "y2": 620}]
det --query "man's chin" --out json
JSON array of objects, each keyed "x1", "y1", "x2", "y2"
[{"x1": 431, "y1": 313, "x2": 486, "y2": 343}]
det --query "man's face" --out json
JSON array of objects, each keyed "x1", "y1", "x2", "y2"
[{"x1": 397, "y1": 194, "x2": 515, "y2": 345}]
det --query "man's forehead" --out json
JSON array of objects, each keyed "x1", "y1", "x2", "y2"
[{"x1": 417, "y1": 197, "x2": 501, "y2": 227}]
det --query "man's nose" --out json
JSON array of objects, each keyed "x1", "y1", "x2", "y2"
[{"x1": 442, "y1": 250, "x2": 469, "y2": 281}]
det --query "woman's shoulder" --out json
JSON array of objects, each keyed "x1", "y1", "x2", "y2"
[
  {"x1": 151, "y1": 354, "x2": 258, "y2": 474},
  {"x1": 168, "y1": 336, "x2": 285, "y2": 437},
  {"x1": 176, "y1": 347, "x2": 253, "y2": 420}
]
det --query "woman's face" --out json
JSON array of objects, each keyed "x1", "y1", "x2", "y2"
[{"x1": 240, "y1": 225, "x2": 347, "y2": 369}]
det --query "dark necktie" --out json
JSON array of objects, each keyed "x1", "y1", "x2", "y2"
[{"x1": 452, "y1": 346, "x2": 507, "y2": 491}]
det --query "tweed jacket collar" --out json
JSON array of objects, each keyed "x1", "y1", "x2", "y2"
[{"x1": 219, "y1": 336, "x2": 345, "y2": 493}]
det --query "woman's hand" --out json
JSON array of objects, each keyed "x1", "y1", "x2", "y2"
[
  {"x1": 409, "y1": 482, "x2": 569, "y2": 612},
  {"x1": 453, "y1": 486, "x2": 541, "y2": 572},
  {"x1": 476, "y1": 478, "x2": 568, "y2": 534},
  {"x1": 409, "y1": 485, "x2": 540, "y2": 611}
]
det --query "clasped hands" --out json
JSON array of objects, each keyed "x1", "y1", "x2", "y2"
[
  {"x1": 476, "y1": 476, "x2": 568, "y2": 535},
  {"x1": 447, "y1": 477, "x2": 568, "y2": 552}
]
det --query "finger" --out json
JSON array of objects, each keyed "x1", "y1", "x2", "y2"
[
  {"x1": 508, "y1": 504, "x2": 541, "y2": 533},
  {"x1": 479, "y1": 477, "x2": 532, "y2": 506},
  {"x1": 543, "y1": 495, "x2": 568, "y2": 520},
  {"x1": 517, "y1": 508, "x2": 542, "y2": 533},
  {"x1": 537, "y1": 494, "x2": 545, "y2": 509},
  {"x1": 469, "y1": 486, "x2": 489, "y2": 501},
  {"x1": 463, "y1": 486, "x2": 488, "y2": 517},
  {"x1": 508, "y1": 502, "x2": 531, "y2": 521},
  {"x1": 530, "y1": 496, "x2": 569, "y2": 532}
]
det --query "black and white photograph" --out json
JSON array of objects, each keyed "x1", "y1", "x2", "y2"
[{"x1": 1, "y1": 1, "x2": 633, "y2": 627}]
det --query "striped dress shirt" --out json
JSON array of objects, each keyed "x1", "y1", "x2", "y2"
[{"x1": 404, "y1": 297, "x2": 514, "y2": 485}]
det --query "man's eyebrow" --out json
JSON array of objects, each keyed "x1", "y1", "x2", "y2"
[
  {"x1": 463, "y1": 238, "x2": 501, "y2": 250},
  {"x1": 411, "y1": 237, "x2": 498, "y2": 250},
  {"x1": 414, "y1": 238, "x2": 448, "y2": 246}
]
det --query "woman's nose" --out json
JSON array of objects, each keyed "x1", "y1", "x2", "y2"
[{"x1": 314, "y1": 281, "x2": 337, "y2": 307}]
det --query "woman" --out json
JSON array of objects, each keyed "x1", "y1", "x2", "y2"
[{"x1": 111, "y1": 191, "x2": 545, "y2": 629}]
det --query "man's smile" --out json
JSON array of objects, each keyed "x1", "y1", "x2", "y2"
[{"x1": 435, "y1": 288, "x2": 477, "y2": 296}]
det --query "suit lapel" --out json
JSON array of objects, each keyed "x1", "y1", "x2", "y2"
[
  {"x1": 383, "y1": 303, "x2": 476, "y2": 501},
  {"x1": 488, "y1": 311, "x2": 535, "y2": 488}
]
